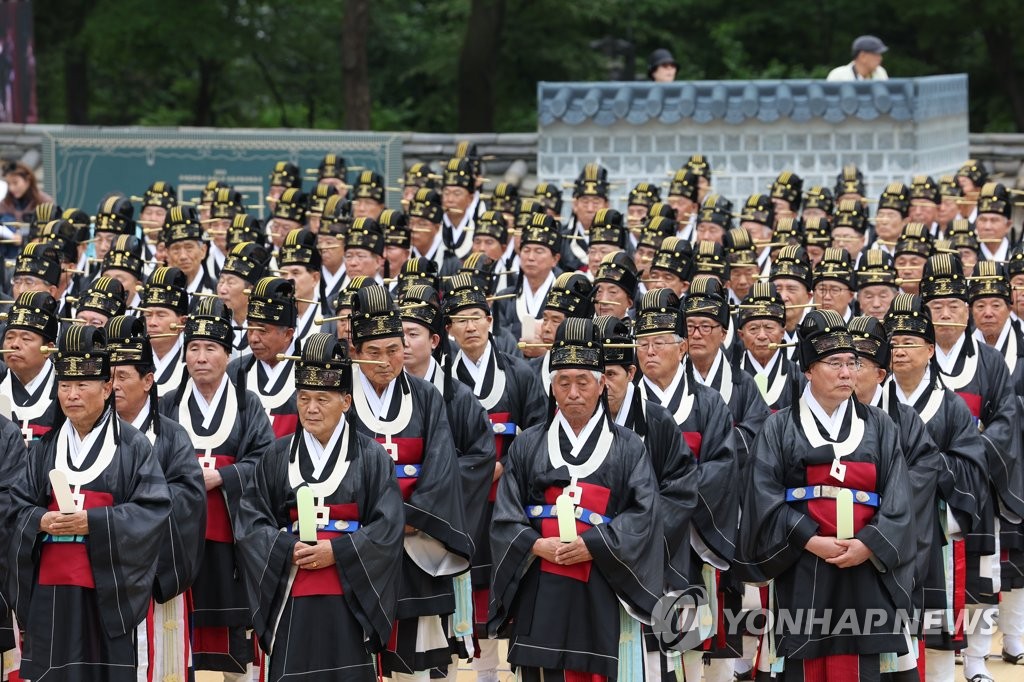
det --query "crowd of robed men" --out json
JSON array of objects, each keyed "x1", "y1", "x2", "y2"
[{"x1": 0, "y1": 145, "x2": 1022, "y2": 682}]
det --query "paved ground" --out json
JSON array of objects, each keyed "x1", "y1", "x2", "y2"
[{"x1": 197, "y1": 634, "x2": 1022, "y2": 680}]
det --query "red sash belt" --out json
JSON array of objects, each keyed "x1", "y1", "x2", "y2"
[
  {"x1": 538, "y1": 483, "x2": 611, "y2": 583},
  {"x1": 288, "y1": 503, "x2": 360, "y2": 597},
  {"x1": 39, "y1": 490, "x2": 114, "y2": 588}
]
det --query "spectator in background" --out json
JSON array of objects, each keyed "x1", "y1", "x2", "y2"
[
  {"x1": 827, "y1": 35, "x2": 889, "y2": 81},
  {"x1": 647, "y1": 48, "x2": 678, "y2": 82},
  {"x1": 0, "y1": 160, "x2": 53, "y2": 251}
]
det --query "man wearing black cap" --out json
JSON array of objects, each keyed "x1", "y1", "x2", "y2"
[
  {"x1": 666, "y1": 167, "x2": 701, "y2": 240},
  {"x1": 472, "y1": 210, "x2": 518, "y2": 293},
  {"x1": 206, "y1": 186, "x2": 244, "y2": 278},
  {"x1": 317, "y1": 199, "x2": 350, "y2": 307},
  {"x1": 560, "y1": 163, "x2": 610, "y2": 272},
  {"x1": 268, "y1": 161, "x2": 301, "y2": 204},
  {"x1": 92, "y1": 195, "x2": 136, "y2": 274},
  {"x1": 738, "y1": 310, "x2": 915, "y2": 681},
  {"x1": 10, "y1": 241, "x2": 63, "y2": 301},
  {"x1": 398, "y1": 283, "x2": 497, "y2": 677},
  {"x1": 956, "y1": 160, "x2": 988, "y2": 220},
  {"x1": 967, "y1": 262, "x2": 1024, "y2": 670},
  {"x1": 488, "y1": 317, "x2": 663, "y2": 682},
  {"x1": 316, "y1": 153, "x2": 349, "y2": 196},
  {"x1": 74, "y1": 276, "x2": 127, "y2": 328},
  {"x1": 346, "y1": 285, "x2": 472, "y2": 681},
  {"x1": 875, "y1": 297, "x2": 990, "y2": 680},
  {"x1": 871, "y1": 182, "x2": 911, "y2": 256},
  {"x1": 854, "y1": 250, "x2": 900, "y2": 320},
  {"x1": 647, "y1": 236, "x2": 693, "y2": 296},
  {"x1": 592, "y1": 251, "x2": 638, "y2": 321},
  {"x1": 827, "y1": 35, "x2": 889, "y2": 81},
  {"x1": 975, "y1": 182, "x2": 1014, "y2": 263},
  {"x1": 532, "y1": 272, "x2": 594, "y2": 390},
  {"x1": 648, "y1": 47, "x2": 678, "y2": 82},
  {"x1": 164, "y1": 206, "x2": 216, "y2": 295},
  {"x1": 770, "y1": 245, "x2": 816, "y2": 358},
  {"x1": 351, "y1": 170, "x2": 387, "y2": 221},
  {"x1": 735, "y1": 281, "x2": 806, "y2": 411},
  {"x1": 813, "y1": 248, "x2": 856, "y2": 322},
  {"x1": 217, "y1": 241, "x2": 272, "y2": 356},
  {"x1": 236, "y1": 332, "x2": 406, "y2": 682},
  {"x1": 441, "y1": 157, "x2": 481, "y2": 261},
  {"x1": 160, "y1": 295, "x2": 274, "y2": 679},
  {"x1": 594, "y1": 313, "x2": 699, "y2": 681},
  {"x1": 695, "y1": 194, "x2": 734, "y2": 244},
  {"x1": 106, "y1": 314, "x2": 207, "y2": 682},
  {"x1": 0, "y1": 410, "x2": 25, "y2": 673},
  {"x1": 920, "y1": 253, "x2": 1024, "y2": 681},
  {"x1": 493, "y1": 214, "x2": 563, "y2": 356},
  {"x1": 585, "y1": 208, "x2": 627, "y2": 276},
  {"x1": 228, "y1": 276, "x2": 302, "y2": 439},
  {"x1": 268, "y1": 188, "x2": 308, "y2": 252},
  {"x1": 100, "y1": 234, "x2": 147, "y2": 308},
  {"x1": 138, "y1": 180, "x2": 177, "y2": 242},
  {"x1": 409, "y1": 188, "x2": 461, "y2": 278},
  {"x1": 894, "y1": 223, "x2": 934, "y2": 296},
  {"x1": 139, "y1": 266, "x2": 190, "y2": 396},
  {"x1": 0, "y1": 291, "x2": 62, "y2": 443},
  {"x1": 633, "y1": 288, "x2": 739, "y2": 679},
  {"x1": 908, "y1": 176, "x2": 943, "y2": 238},
  {"x1": 279, "y1": 229, "x2": 328, "y2": 342},
  {"x1": 3, "y1": 325, "x2": 171, "y2": 682}
]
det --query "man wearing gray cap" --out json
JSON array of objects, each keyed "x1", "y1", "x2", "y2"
[{"x1": 827, "y1": 35, "x2": 889, "y2": 81}]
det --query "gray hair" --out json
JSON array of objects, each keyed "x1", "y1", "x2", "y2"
[{"x1": 552, "y1": 369, "x2": 604, "y2": 384}]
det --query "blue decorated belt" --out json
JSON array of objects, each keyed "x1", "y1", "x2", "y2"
[
  {"x1": 42, "y1": 534, "x2": 86, "y2": 543},
  {"x1": 525, "y1": 504, "x2": 612, "y2": 526},
  {"x1": 287, "y1": 519, "x2": 360, "y2": 534},
  {"x1": 394, "y1": 463, "x2": 421, "y2": 478},
  {"x1": 491, "y1": 422, "x2": 519, "y2": 436},
  {"x1": 785, "y1": 485, "x2": 879, "y2": 507}
]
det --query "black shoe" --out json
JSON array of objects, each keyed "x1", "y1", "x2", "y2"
[
  {"x1": 966, "y1": 675, "x2": 994, "y2": 682},
  {"x1": 734, "y1": 668, "x2": 755, "y2": 681},
  {"x1": 1002, "y1": 649, "x2": 1024, "y2": 664}
]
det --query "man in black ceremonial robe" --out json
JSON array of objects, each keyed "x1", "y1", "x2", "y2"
[
  {"x1": 236, "y1": 332, "x2": 405, "y2": 682},
  {"x1": 2, "y1": 325, "x2": 170, "y2": 682},
  {"x1": 489, "y1": 317, "x2": 664, "y2": 682}
]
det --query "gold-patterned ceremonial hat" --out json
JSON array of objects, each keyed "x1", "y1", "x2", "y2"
[
  {"x1": 334, "y1": 275, "x2": 378, "y2": 311},
  {"x1": 200, "y1": 180, "x2": 228, "y2": 206},
  {"x1": 832, "y1": 199, "x2": 869, "y2": 233},
  {"x1": 724, "y1": 227, "x2": 758, "y2": 268},
  {"x1": 380, "y1": 209, "x2": 410, "y2": 250},
  {"x1": 696, "y1": 194, "x2": 733, "y2": 230},
  {"x1": 589, "y1": 209, "x2": 627, "y2": 248},
  {"x1": 269, "y1": 161, "x2": 301, "y2": 189},
  {"x1": 848, "y1": 315, "x2": 889, "y2": 368},
  {"x1": 350, "y1": 284, "x2": 404, "y2": 344},
  {"x1": 317, "y1": 154, "x2": 347, "y2": 181},
  {"x1": 458, "y1": 252, "x2": 499, "y2": 294},
  {"x1": 544, "y1": 272, "x2": 594, "y2": 318},
  {"x1": 683, "y1": 274, "x2": 730, "y2": 328},
  {"x1": 853, "y1": 249, "x2": 897, "y2": 290},
  {"x1": 271, "y1": 188, "x2": 308, "y2": 223},
  {"x1": 221, "y1": 242, "x2": 271, "y2": 285},
  {"x1": 94, "y1": 195, "x2": 135, "y2": 235},
  {"x1": 946, "y1": 219, "x2": 979, "y2": 255},
  {"x1": 320, "y1": 195, "x2": 352, "y2": 236},
  {"x1": 634, "y1": 288, "x2": 684, "y2": 337},
  {"x1": 162, "y1": 206, "x2": 205, "y2": 245},
  {"x1": 737, "y1": 281, "x2": 786, "y2": 327},
  {"x1": 877, "y1": 182, "x2": 910, "y2": 216},
  {"x1": 774, "y1": 216, "x2": 806, "y2": 247},
  {"x1": 247, "y1": 277, "x2": 297, "y2": 328},
  {"x1": 593, "y1": 314, "x2": 634, "y2": 367},
  {"x1": 834, "y1": 163, "x2": 865, "y2": 197},
  {"x1": 76, "y1": 277, "x2": 127, "y2": 319},
  {"x1": 956, "y1": 159, "x2": 988, "y2": 187},
  {"x1": 691, "y1": 240, "x2": 730, "y2": 280},
  {"x1": 770, "y1": 245, "x2": 813, "y2": 290},
  {"x1": 142, "y1": 181, "x2": 177, "y2": 210},
  {"x1": 920, "y1": 253, "x2": 968, "y2": 302},
  {"x1": 628, "y1": 182, "x2": 661, "y2": 208},
  {"x1": 593, "y1": 251, "x2": 639, "y2": 297},
  {"x1": 14, "y1": 241, "x2": 62, "y2": 285},
  {"x1": 813, "y1": 247, "x2": 853, "y2": 288},
  {"x1": 403, "y1": 162, "x2": 438, "y2": 191},
  {"x1": 550, "y1": 317, "x2": 603, "y2": 371},
  {"x1": 668, "y1": 167, "x2": 700, "y2": 201},
  {"x1": 139, "y1": 266, "x2": 190, "y2": 314},
  {"x1": 572, "y1": 163, "x2": 610, "y2": 199},
  {"x1": 227, "y1": 214, "x2": 266, "y2": 249},
  {"x1": 521, "y1": 213, "x2": 562, "y2": 253},
  {"x1": 685, "y1": 154, "x2": 711, "y2": 179},
  {"x1": 442, "y1": 273, "x2": 490, "y2": 317},
  {"x1": 803, "y1": 186, "x2": 834, "y2": 214},
  {"x1": 976, "y1": 182, "x2": 1012, "y2": 218},
  {"x1": 353, "y1": 170, "x2": 386, "y2": 203},
  {"x1": 184, "y1": 296, "x2": 234, "y2": 351},
  {"x1": 883, "y1": 292, "x2": 934, "y2": 342},
  {"x1": 938, "y1": 175, "x2": 962, "y2": 199},
  {"x1": 101, "y1": 235, "x2": 146, "y2": 280},
  {"x1": 909, "y1": 175, "x2": 940, "y2": 204},
  {"x1": 474, "y1": 210, "x2": 508, "y2": 244},
  {"x1": 4, "y1": 291, "x2": 59, "y2": 341},
  {"x1": 533, "y1": 182, "x2": 563, "y2": 213},
  {"x1": 398, "y1": 284, "x2": 443, "y2": 335},
  {"x1": 278, "y1": 229, "x2": 321, "y2": 271},
  {"x1": 346, "y1": 217, "x2": 385, "y2": 256},
  {"x1": 770, "y1": 171, "x2": 803, "y2": 209},
  {"x1": 105, "y1": 315, "x2": 152, "y2": 367},
  {"x1": 408, "y1": 187, "x2": 443, "y2": 223},
  {"x1": 490, "y1": 182, "x2": 519, "y2": 214},
  {"x1": 515, "y1": 198, "x2": 545, "y2": 230},
  {"x1": 968, "y1": 260, "x2": 1010, "y2": 303},
  {"x1": 28, "y1": 202, "x2": 63, "y2": 240},
  {"x1": 210, "y1": 187, "x2": 243, "y2": 220},
  {"x1": 894, "y1": 223, "x2": 934, "y2": 260},
  {"x1": 393, "y1": 258, "x2": 439, "y2": 298},
  {"x1": 53, "y1": 325, "x2": 109, "y2": 381},
  {"x1": 797, "y1": 309, "x2": 855, "y2": 371},
  {"x1": 294, "y1": 332, "x2": 353, "y2": 393},
  {"x1": 650, "y1": 237, "x2": 693, "y2": 279},
  {"x1": 740, "y1": 193, "x2": 774, "y2": 226},
  {"x1": 639, "y1": 215, "x2": 679, "y2": 251}
]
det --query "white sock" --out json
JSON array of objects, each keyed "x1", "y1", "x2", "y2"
[
  {"x1": 704, "y1": 657, "x2": 734, "y2": 682},
  {"x1": 925, "y1": 649, "x2": 955, "y2": 682},
  {"x1": 963, "y1": 604, "x2": 993, "y2": 679}
]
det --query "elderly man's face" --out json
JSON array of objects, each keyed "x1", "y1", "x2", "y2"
[
  {"x1": 185, "y1": 340, "x2": 229, "y2": 387},
  {"x1": 297, "y1": 389, "x2": 350, "y2": 444},
  {"x1": 552, "y1": 368, "x2": 605, "y2": 425},
  {"x1": 247, "y1": 323, "x2": 295, "y2": 363},
  {"x1": 58, "y1": 379, "x2": 113, "y2": 429}
]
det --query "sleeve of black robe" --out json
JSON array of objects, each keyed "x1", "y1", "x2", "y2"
[
  {"x1": 691, "y1": 386, "x2": 740, "y2": 566},
  {"x1": 236, "y1": 433, "x2": 405, "y2": 654},
  {"x1": 934, "y1": 393, "x2": 989, "y2": 537},
  {"x1": 448, "y1": 381, "x2": 497, "y2": 547},
  {"x1": 152, "y1": 417, "x2": 208, "y2": 603},
  {"x1": 223, "y1": 390, "x2": 275, "y2": 538},
  {"x1": 976, "y1": 345, "x2": 1024, "y2": 519},
  {"x1": 730, "y1": 370, "x2": 772, "y2": 479},
  {"x1": 404, "y1": 382, "x2": 473, "y2": 560}
]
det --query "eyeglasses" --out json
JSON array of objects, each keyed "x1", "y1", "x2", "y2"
[
  {"x1": 815, "y1": 285, "x2": 849, "y2": 298},
  {"x1": 821, "y1": 359, "x2": 862, "y2": 372},
  {"x1": 637, "y1": 338, "x2": 678, "y2": 352},
  {"x1": 450, "y1": 315, "x2": 488, "y2": 327},
  {"x1": 685, "y1": 322, "x2": 721, "y2": 336}
]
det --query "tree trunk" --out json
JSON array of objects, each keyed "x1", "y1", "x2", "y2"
[
  {"x1": 342, "y1": 0, "x2": 371, "y2": 130},
  {"x1": 194, "y1": 58, "x2": 215, "y2": 127},
  {"x1": 982, "y1": 27, "x2": 1024, "y2": 131},
  {"x1": 64, "y1": 44, "x2": 88, "y2": 124},
  {"x1": 457, "y1": 0, "x2": 506, "y2": 132}
]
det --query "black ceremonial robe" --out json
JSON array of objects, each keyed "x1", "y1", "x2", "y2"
[
  {"x1": 237, "y1": 421, "x2": 405, "y2": 682},
  {"x1": 879, "y1": 376, "x2": 988, "y2": 649},
  {"x1": 0, "y1": 364, "x2": 60, "y2": 444},
  {"x1": 3, "y1": 415, "x2": 170, "y2": 682},
  {"x1": 488, "y1": 412, "x2": 664, "y2": 680},
  {"x1": 736, "y1": 347, "x2": 806, "y2": 412},
  {"x1": 228, "y1": 354, "x2": 301, "y2": 439},
  {"x1": 349, "y1": 368, "x2": 473, "y2": 674},
  {"x1": 738, "y1": 397, "x2": 915, "y2": 677},
  {"x1": 160, "y1": 376, "x2": 274, "y2": 673},
  {"x1": 0, "y1": 415, "x2": 28, "y2": 657}
]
